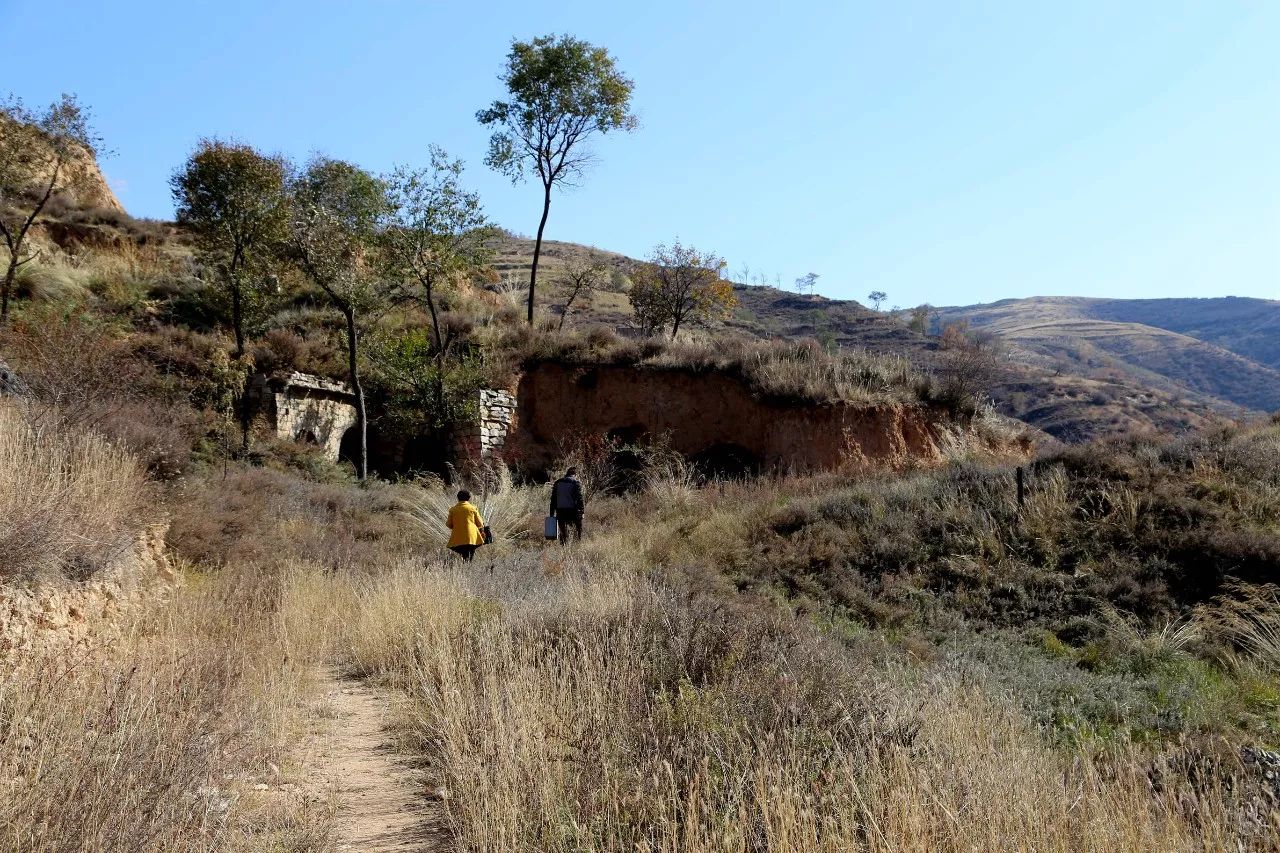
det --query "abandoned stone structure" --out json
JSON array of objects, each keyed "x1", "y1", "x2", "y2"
[
  {"x1": 251, "y1": 371, "x2": 359, "y2": 462},
  {"x1": 256, "y1": 364, "x2": 999, "y2": 477},
  {"x1": 453, "y1": 388, "x2": 517, "y2": 465}
]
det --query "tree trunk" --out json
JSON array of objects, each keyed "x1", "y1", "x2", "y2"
[
  {"x1": 1, "y1": 167, "x2": 59, "y2": 326},
  {"x1": 527, "y1": 183, "x2": 553, "y2": 326},
  {"x1": 230, "y1": 279, "x2": 245, "y2": 358},
  {"x1": 229, "y1": 277, "x2": 251, "y2": 454},
  {"x1": 423, "y1": 273, "x2": 443, "y2": 353},
  {"x1": 0, "y1": 255, "x2": 17, "y2": 324},
  {"x1": 345, "y1": 309, "x2": 368, "y2": 481}
]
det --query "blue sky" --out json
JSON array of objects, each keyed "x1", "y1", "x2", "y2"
[{"x1": 6, "y1": 1, "x2": 1278, "y2": 307}]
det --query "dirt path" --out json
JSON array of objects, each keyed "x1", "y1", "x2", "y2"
[{"x1": 312, "y1": 668, "x2": 448, "y2": 852}]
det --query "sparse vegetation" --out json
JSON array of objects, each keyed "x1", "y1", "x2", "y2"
[
  {"x1": 496, "y1": 326, "x2": 931, "y2": 405},
  {"x1": 7, "y1": 46, "x2": 1280, "y2": 853},
  {"x1": 477, "y1": 33, "x2": 638, "y2": 325},
  {"x1": 0, "y1": 402, "x2": 144, "y2": 581}
]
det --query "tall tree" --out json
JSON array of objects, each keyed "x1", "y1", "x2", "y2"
[
  {"x1": 0, "y1": 94, "x2": 102, "y2": 323},
  {"x1": 288, "y1": 157, "x2": 390, "y2": 480},
  {"x1": 382, "y1": 147, "x2": 493, "y2": 355},
  {"x1": 629, "y1": 241, "x2": 736, "y2": 340},
  {"x1": 867, "y1": 290, "x2": 887, "y2": 311},
  {"x1": 477, "y1": 34, "x2": 637, "y2": 326},
  {"x1": 382, "y1": 147, "x2": 494, "y2": 427},
  {"x1": 170, "y1": 138, "x2": 290, "y2": 358}
]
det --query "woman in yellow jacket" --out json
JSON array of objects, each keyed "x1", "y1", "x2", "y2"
[{"x1": 446, "y1": 490, "x2": 486, "y2": 562}]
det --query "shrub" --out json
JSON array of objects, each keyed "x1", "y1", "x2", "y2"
[
  {"x1": 9, "y1": 259, "x2": 86, "y2": 302},
  {"x1": 403, "y1": 464, "x2": 543, "y2": 544},
  {"x1": 0, "y1": 403, "x2": 146, "y2": 581}
]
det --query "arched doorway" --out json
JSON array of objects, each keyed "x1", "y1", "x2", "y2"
[
  {"x1": 338, "y1": 426, "x2": 361, "y2": 472},
  {"x1": 691, "y1": 442, "x2": 761, "y2": 480},
  {"x1": 605, "y1": 425, "x2": 648, "y2": 493}
]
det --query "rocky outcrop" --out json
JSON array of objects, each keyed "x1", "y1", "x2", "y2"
[
  {"x1": 509, "y1": 363, "x2": 973, "y2": 474},
  {"x1": 0, "y1": 523, "x2": 174, "y2": 660},
  {"x1": 0, "y1": 116, "x2": 123, "y2": 212}
]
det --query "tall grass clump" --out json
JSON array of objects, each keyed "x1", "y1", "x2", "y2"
[
  {"x1": 300, "y1": 556, "x2": 1258, "y2": 852},
  {"x1": 1198, "y1": 583, "x2": 1280, "y2": 675},
  {"x1": 402, "y1": 464, "x2": 543, "y2": 544},
  {"x1": 9, "y1": 259, "x2": 86, "y2": 303},
  {"x1": 0, "y1": 403, "x2": 145, "y2": 580},
  {"x1": 0, "y1": 564, "x2": 331, "y2": 851}
]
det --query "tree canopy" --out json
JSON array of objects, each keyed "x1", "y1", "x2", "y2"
[
  {"x1": 477, "y1": 33, "x2": 637, "y2": 325},
  {"x1": 382, "y1": 147, "x2": 494, "y2": 353},
  {"x1": 170, "y1": 138, "x2": 290, "y2": 356},
  {"x1": 629, "y1": 241, "x2": 736, "y2": 340}
]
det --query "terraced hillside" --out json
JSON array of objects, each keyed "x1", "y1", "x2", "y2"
[{"x1": 937, "y1": 297, "x2": 1280, "y2": 414}]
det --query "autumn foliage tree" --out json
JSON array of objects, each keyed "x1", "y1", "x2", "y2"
[
  {"x1": 937, "y1": 320, "x2": 1005, "y2": 415},
  {"x1": 629, "y1": 241, "x2": 736, "y2": 340},
  {"x1": 170, "y1": 139, "x2": 290, "y2": 358},
  {"x1": 556, "y1": 253, "x2": 608, "y2": 330},
  {"x1": 288, "y1": 158, "x2": 390, "y2": 480}
]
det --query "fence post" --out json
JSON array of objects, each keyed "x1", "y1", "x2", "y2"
[{"x1": 1016, "y1": 465, "x2": 1025, "y2": 509}]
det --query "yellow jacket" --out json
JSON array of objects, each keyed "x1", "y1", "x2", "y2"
[{"x1": 446, "y1": 501, "x2": 486, "y2": 548}]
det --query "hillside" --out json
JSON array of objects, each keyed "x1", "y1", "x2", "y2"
[
  {"x1": 491, "y1": 237, "x2": 1227, "y2": 441},
  {"x1": 938, "y1": 297, "x2": 1280, "y2": 415},
  {"x1": 6, "y1": 107, "x2": 1280, "y2": 852},
  {"x1": 1089, "y1": 296, "x2": 1280, "y2": 370}
]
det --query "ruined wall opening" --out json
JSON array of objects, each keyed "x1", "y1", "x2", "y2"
[
  {"x1": 606, "y1": 425, "x2": 648, "y2": 493},
  {"x1": 338, "y1": 426, "x2": 361, "y2": 471},
  {"x1": 691, "y1": 442, "x2": 762, "y2": 480}
]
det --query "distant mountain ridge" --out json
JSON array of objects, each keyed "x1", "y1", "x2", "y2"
[{"x1": 936, "y1": 296, "x2": 1280, "y2": 414}]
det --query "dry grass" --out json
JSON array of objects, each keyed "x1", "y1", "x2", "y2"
[
  {"x1": 402, "y1": 464, "x2": 544, "y2": 545},
  {"x1": 0, "y1": 564, "x2": 332, "y2": 852},
  {"x1": 493, "y1": 326, "x2": 932, "y2": 405},
  {"x1": 9, "y1": 258, "x2": 87, "y2": 302},
  {"x1": 0, "y1": 402, "x2": 145, "y2": 580},
  {"x1": 278, "y1": 556, "x2": 1262, "y2": 852},
  {"x1": 1198, "y1": 583, "x2": 1280, "y2": 675}
]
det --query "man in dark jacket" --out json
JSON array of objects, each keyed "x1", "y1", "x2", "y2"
[{"x1": 550, "y1": 467, "x2": 585, "y2": 545}]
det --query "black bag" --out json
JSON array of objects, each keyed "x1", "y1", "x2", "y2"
[{"x1": 482, "y1": 525, "x2": 494, "y2": 545}]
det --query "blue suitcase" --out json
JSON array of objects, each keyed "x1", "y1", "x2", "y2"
[{"x1": 544, "y1": 516, "x2": 558, "y2": 540}]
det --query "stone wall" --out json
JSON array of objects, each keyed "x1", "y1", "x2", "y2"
[
  {"x1": 453, "y1": 389, "x2": 517, "y2": 466},
  {"x1": 253, "y1": 372, "x2": 358, "y2": 462}
]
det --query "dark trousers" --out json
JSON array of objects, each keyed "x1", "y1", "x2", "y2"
[
  {"x1": 556, "y1": 510, "x2": 583, "y2": 545},
  {"x1": 450, "y1": 544, "x2": 478, "y2": 562}
]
